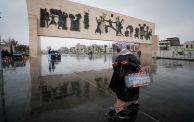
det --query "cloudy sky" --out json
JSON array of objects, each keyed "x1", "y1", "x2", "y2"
[{"x1": 0, "y1": 0, "x2": 194, "y2": 49}]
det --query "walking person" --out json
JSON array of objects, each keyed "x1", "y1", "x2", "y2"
[
  {"x1": 137, "y1": 50, "x2": 142, "y2": 63},
  {"x1": 137, "y1": 50, "x2": 141, "y2": 58},
  {"x1": 1, "y1": 49, "x2": 5, "y2": 60},
  {"x1": 5, "y1": 49, "x2": 9, "y2": 63},
  {"x1": 22, "y1": 51, "x2": 26, "y2": 62},
  {"x1": 10, "y1": 49, "x2": 13, "y2": 61},
  {"x1": 188, "y1": 51, "x2": 192, "y2": 58},
  {"x1": 48, "y1": 48, "x2": 51, "y2": 61},
  {"x1": 107, "y1": 41, "x2": 141, "y2": 119}
]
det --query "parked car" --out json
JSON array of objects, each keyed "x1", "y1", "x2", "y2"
[
  {"x1": 13, "y1": 51, "x2": 22, "y2": 59},
  {"x1": 51, "y1": 51, "x2": 61, "y2": 60},
  {"x1": 12, "y1": 51, "x2": 26, "y2": 60}
]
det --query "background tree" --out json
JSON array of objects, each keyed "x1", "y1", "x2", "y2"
[
  {"x1": 16, "y1": 44, "x2": 29, "y2": 52},
  {"x1": 3, "y1": 38, "x2": 18, "y2": 52}
]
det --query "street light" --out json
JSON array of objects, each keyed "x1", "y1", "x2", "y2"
[
  {"x1": 0, "y1": 34, "x2": 1, "y2": 69},
  {"x1": 0, "y1": 12, "x2": 6, "y2": 122},
  {"x1": 0, "y1": 12, "x2": 2, "y2": 70},
  {"x1": 0, "y1": 12, "x2": 2, "y2": 69},
  {"x1": 0, "y1": 11, "x2": 4, "y2": 85}
]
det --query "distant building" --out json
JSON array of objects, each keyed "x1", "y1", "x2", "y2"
[
  {"x1": 69, "y1": 47, "x2": 76, "y2": 54},
  {"x1": 90, "y1": 44, "x2": 103, "y2": 54},
  {"x1": 159, "y1": 37, "x2": 181, "y2": 50},
  {"x1": 184, "y1": 41, "x2": 194, "y2": 49},
  {"x1": 59, "y1": 47, "x2": 69, "y2": 54},
  {"x1": 75, "y1": 43, "x2": 87, "y2": 54},
  {"x1": 59, "y1": 43, "x2": 113, "y2": 54},
  {"x1": 107, "y1": 45, "x2": 113, "y2": 53}
]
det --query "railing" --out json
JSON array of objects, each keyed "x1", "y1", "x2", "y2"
[{"x1": 152, "y1": 51, "x2": 194, "y2": 59}]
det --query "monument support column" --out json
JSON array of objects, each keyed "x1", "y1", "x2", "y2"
[
  {"x1": 152, "y1": 35, "x2": 160, "y2": 52},
  {"x1": 29, "y1": 14, "x2": 41, "y2": 57},
  {"x1": 151, "y1": 35, "x2": 160, "y2": 57},
  {"x1": 138, "y1": 35, "x2": 159, "y2": 56}
]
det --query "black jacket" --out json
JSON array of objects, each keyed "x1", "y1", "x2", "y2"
[{"x1": 109, "y1": 53, "x2": 140, "y2": 101}]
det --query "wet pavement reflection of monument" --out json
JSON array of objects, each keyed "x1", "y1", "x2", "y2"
[
  {"x1": 0, "y1": 54, "x2": 156, "y2": 122},
  {"x1": 29, "y1": 54, "x2": 156, "y2": 122},
  {"x1": 31, "y1": 54, "x2": 115, "y2": 113},
  {"x1": 1, "y1": 54, "x2": 194, "y2": 122}
]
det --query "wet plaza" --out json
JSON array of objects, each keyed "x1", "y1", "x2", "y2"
[{"x1": 1, "y1": 54, "x2": 194, "y2": 122}]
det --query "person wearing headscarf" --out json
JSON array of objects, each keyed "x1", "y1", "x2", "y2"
[{"x1": 107, "y1": 41, "x2": 141, "y2": 118}]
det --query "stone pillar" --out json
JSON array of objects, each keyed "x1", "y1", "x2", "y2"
[
  {"x1": 138, "y1": 43, "x2": 152, "y2": 55},
  {"x1": 30, "y1": 57, "x2": 42, "y2": 110},
  {"x1": 152, "y1": 35, "x2": 160, "y2": 51},
  {"x1": 137, "y1": 35, "x2": 159, "y2": 66},
  {"x1": 138, "y1": 35, "x2": 159, "y2": 55},
  {"x1": 28, "y1": 14, "x2": 41, "y2": 57},
  {"x1": 151, "y1": 35, "x2": 159, "y2": 57}
]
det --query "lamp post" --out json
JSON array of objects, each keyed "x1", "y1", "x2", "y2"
[
  {"x1": 0, "y1": 11, "x2": 4, "y2": 91},
  {"x1": 0, "y1": 38, "x2": 1, "y2": 69},
  {"x1": 0, "y1": 12, "x2": 3, "y2": 82},
  {"x1": 0, "y1": 12, "x2": 6, "y2": 122},
  {"x1": 0, "y1": 11, "x2": 4, "y2": 90},
  {"x1": 0, "y1": 33, "x2": 1, "y2": 70}
]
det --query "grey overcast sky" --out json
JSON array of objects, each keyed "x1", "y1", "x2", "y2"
[{"x1": 0, "y1": 0, "x2": 194, "y2": 49}]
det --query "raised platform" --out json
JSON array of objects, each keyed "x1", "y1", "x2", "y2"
[{"x1": 153, "y1": 56, "x2": 194, "y2": 61}]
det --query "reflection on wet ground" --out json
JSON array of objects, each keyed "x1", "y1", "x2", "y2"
[
  {"x1": 41, "y1": 54, "x2": 113, "y2": 75},
  {"x1": 1, "y1": 59, "x2": 26, "y2": 71},
  {"x1": 33, "y1": 70, "x2": 112, "y2": 112},
  {"x1": 0, "y1": 59, "x2": 31, "y2": 122},
  {"x1": 1, "y1": 55, "x2": 194, "y2": 122},
  {"x1": 41, "y1": 74, "x2": 100, "y2": 102}
]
